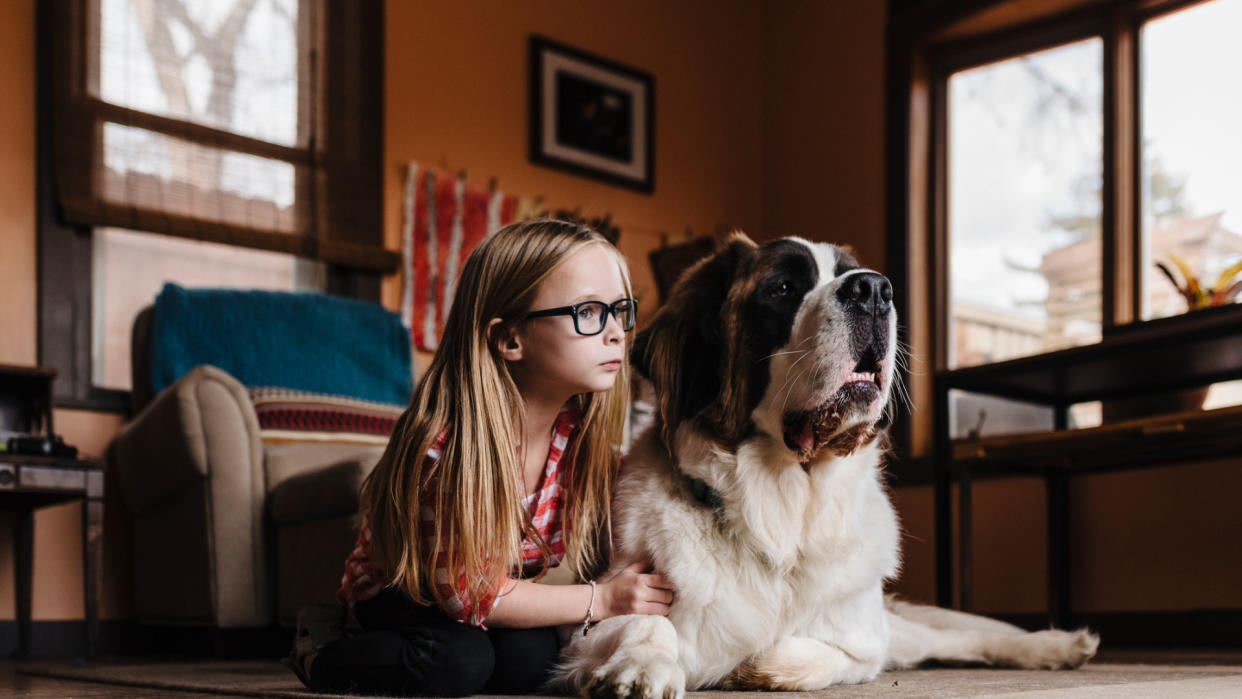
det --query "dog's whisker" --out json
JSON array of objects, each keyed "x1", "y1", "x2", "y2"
[
  {"x1": 763, "y1": 334, "x2": 817, "y2": 363},
  {"x1": 760, "y1": 348, "x2": 810, "y2": 362},
  {"x1": 779, "y1": 362, "x2": 817, "y2": 414}
]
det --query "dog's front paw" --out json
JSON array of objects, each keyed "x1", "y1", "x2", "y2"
[
  {"x1": 585, "y1": 654, "x2": 686, "y2": 699},
  {"x1": 994, "y1": 628, "x2": 1100, "y2": 670}
]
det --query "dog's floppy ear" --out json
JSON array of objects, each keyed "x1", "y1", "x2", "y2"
[{"x1": 632, "y1": 232, "x2": 757, "y2": 452}]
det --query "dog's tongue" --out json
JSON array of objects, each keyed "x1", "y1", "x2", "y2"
[{"x1": 782, "y1": 414, "x2": 814, "y2": 455}]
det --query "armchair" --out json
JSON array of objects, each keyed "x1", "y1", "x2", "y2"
[{"x1": 111, "y1": 285, "x2": 411, "y2": 628}]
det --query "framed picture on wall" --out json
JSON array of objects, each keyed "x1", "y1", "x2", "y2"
[{"x1": 529, "y1": 36, "x2": 655, "y2": 194}]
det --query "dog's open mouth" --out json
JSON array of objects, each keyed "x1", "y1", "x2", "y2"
[
  {"x1": 848, "y1": 348, "x2": 883, "y2": 390},
  {"x1": 781, "y1": 356, "x2": 883, "y2": 460}
]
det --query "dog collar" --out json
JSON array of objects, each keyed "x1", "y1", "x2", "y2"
[{"x1": 686, "y1": 476, "x2": 724, "y2": 510}]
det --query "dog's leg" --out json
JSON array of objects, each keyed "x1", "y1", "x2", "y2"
[
  {"x1": 722, "y1": 636, "x2": 883, "y2": 691},
  {"x1": 885, "y1": 605, "x2": 1099, "y2": 671},
  {"x1": 885, "y1": 596, "x2": 1028, "y2": 635},
  {"x1": 553, "y1": 614, "x2": 685, "y2": 699}
]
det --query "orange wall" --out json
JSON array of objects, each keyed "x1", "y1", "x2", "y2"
[
  {"x1": 762, "y1": 1, "x2": 887, "y2": 270},
  {"x1": 381, "y1": 0, "x2": 766, "y2": 312},
  {"x1": 0, "y1": 0, "x2": 36, "y2": 368}
]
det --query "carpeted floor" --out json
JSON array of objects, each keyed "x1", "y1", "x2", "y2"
[{"x1": 15, "y1": 652, "x2": 1242, "y2": 698}]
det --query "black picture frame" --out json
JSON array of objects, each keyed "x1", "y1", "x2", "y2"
[{"x1": 529, "y1": 36, "x2": 655, "y2": 194}]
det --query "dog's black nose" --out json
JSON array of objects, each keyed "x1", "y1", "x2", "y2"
[{"x1": 837, "y1": 272, "x2": 893, "y2": 315}]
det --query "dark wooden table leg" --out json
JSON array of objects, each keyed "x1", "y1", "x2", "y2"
[
  {"x1": 959, "y1": 460, "x2": 974, "y2": 611},
  {"x1": 82, "y1": 476, "x2": 105, "y2": 660},
  {"x1": 934, "y1": 376, "x2": 953, "y2": 609},
  {"x1": 15, "y1": 507, "x2": 33, "y2": 659},
  {"x1": 1047, "y1": 468, "x2": 1071, "y2": 629},
  {"x1": 934, "y1": 461, "x2": 953, "y2": 608}
]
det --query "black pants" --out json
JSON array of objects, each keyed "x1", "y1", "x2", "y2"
[{"x1": 309, "y1": 588, "x2": 561, "y2": 696}]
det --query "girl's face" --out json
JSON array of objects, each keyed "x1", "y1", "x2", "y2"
[{"x1": 507, "y1": 243, "x2": 629, "y2": 401}]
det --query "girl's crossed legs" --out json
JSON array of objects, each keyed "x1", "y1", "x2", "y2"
[{"x1": 310, "y1": 589, "x2": 560, "y2": 696}]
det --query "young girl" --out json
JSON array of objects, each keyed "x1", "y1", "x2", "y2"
[{"x1": 289, "y1": 219, "x2": 675, "y2": 696}]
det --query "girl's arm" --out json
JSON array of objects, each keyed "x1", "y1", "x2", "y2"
[{"x1": 484, "y1": 561, "x2": 675, "y2": 629}]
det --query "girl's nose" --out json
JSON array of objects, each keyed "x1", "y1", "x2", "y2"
[{"x1": 603, "y1": 316, "x2": 624, "y2": 344}]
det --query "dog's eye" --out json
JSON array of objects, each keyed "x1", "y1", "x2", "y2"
[{"x1": 770, "y1": 281, "x2": 790, "y2": 299}]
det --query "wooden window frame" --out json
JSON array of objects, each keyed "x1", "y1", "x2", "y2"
[
  {"x1": 37, "y1": 0, "x2": 387, "y2": 413},
  {"x1": 885, "y1": 0, "x2": 1213, "y2": 481}
]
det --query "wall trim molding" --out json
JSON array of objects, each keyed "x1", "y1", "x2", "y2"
[
  {"x1": 993, "y1": 610, "x2": 1242, "y2": 647},
  {"x1": 0, "y1": 621, "x2": 290, "y2": 659},
  {"x1": 2, "y1": 613, "x2": 1236, "y2": 659}
]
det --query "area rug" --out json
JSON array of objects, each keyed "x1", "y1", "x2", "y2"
[{"x1": 17, "y1": 659, "x2": 1242, "y2": 698}]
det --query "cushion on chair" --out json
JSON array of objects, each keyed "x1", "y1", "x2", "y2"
[{"x1": 269, "y1": 458, "x2": 374, "y2": 527}]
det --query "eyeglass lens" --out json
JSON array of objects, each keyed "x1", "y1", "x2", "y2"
[{"x1": 576, "y1": 301, "x2": 635, "y2": 335}]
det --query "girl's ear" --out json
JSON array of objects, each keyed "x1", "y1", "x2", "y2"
[{"x1": 488, "y1": 317, "x2": 523, "y2": 361}]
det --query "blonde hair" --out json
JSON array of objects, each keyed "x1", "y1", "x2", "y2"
[{"x1": 360, "y1": 219, "x2": 631, "y2": 612}]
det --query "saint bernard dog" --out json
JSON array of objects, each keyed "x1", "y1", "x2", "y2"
[{"x1": 554, "y1": 234, "x2": 1098, "y2": 697}]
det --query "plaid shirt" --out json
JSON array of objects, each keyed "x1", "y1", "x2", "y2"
[{"x1": 338, "y1": 406, "x2": 578, "y2": 626}]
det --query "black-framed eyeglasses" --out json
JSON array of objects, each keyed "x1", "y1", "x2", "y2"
[{"x1": 525, "y1": 298, "x2": 638, "y2": 336}]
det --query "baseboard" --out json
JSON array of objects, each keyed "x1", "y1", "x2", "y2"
[
  {"x1": 2, "y1": 611, "x2": 1237, "y2": 658},
  {"x1": 991, "y1": 610, "x2": 1242, "y2": 646},
  {"x1": 0, "y1": 621, "x2": 292, "y2": 659}
]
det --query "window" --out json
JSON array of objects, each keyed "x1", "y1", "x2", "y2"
[
  {"x1": 1139, "y1": 0, "x2": 1242, "y2": 321},
  {"x1": 947, "y1": 38, "x2": 1104, "y2": 369},
  {"x1": 93, "y1": 0, "x2": 306, "y2": 236},
  {"x1": 39, "y1": 0, "x2": 388, "y2": 410},
  {"x1": 938, "y1": 0, "x2": 1242, "y2": 362},
  {"x1": 885, "y1": 0, "x2": 1242, "y2": 455},
  {"x1": 923, "y1": 0, "x2": 1242, "y2": 436}
]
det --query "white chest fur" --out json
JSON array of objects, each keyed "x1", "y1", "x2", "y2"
[{"x1": 610, "y1": 427, "x2": 901, "y2": 687}]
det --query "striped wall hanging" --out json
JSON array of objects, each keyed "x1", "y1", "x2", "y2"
[{"x1": 400, "y1": 163, "x2": 531, "y2": 351}]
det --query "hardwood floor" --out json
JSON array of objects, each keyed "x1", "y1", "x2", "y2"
[
  {"x1": 0, "y1": 661, "x2": 225, "y2": 697},
  {"x1": 0, "y1": 648, "x2": 1239, "y2": 698}
]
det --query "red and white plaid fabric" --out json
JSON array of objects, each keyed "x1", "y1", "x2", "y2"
[{"x1": 339, "y1": 406, "x2": 579, "y2": 627}]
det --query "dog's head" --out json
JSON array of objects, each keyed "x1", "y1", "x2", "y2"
[{"x1": 632, "y1": 232, "x2": 898, "y2": 465}]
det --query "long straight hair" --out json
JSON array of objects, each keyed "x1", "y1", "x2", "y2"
[{"x1": 360, "y1": 219, "x2": 631, "y2": 612}]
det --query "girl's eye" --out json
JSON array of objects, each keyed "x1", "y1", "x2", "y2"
[
  {"x1": 770, "y1": 281, "x2": 791, "y2": 298},
  {"x1": 577, "y1": 306, "x2": 597, "y2": 320}
]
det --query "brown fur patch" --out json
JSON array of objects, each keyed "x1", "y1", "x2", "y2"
[
  {"x1": 720, "y1": 660, "x2": 773, "y2": 691},
  {"x1": 823, "y1": 423, "x2": 878, "y2": 458},
  {"x1": 701, "y1": 256, "x2": 763, "y2": 446},
  {"x1": 632, "y1": 233, "x2": 759, "y2": 452}
]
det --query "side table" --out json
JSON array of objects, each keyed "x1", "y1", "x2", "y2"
[{"x1": 0, "y1": 454, "x2": 104, "y2": 659}]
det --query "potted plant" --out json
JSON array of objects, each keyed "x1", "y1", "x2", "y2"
[
  {"x1": 1155, "y1": 254, "x2": 1242, "y2": 311},
  {"x1": 1103, "y1": 255, "x2": 1242, "y2": 423}
]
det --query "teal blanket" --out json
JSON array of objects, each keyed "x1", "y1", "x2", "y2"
[{"x1": 150, "y1": 283, "x2": 412, "y2": 406}]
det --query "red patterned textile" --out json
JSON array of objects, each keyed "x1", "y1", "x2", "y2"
[
  {"x1": 247, "y1": 387, "x2": 403, "y2": 445},
  {"x1": 401, "y1": 164, "x2": 522, "y2": 351},
  {"x1": 338, "y1": 406, "x2": 579, "y2": 627}
]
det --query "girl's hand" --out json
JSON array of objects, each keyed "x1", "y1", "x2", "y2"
[{"x1": 598, "y1": 560, "x2": 676, "y2": 618}]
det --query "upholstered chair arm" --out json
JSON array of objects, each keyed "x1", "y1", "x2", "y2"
[
  {"x1": 112, "y1": 364, "x2": 269, "y2": 626},
  {"x1": 113, "y1": 365, "x2": 262, "y2": 514}
]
